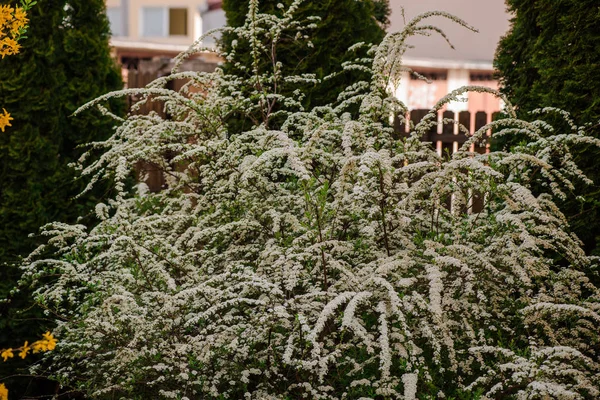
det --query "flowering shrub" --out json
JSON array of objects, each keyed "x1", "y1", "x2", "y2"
[
  {"x1": 22, "y1": 1, "x2": 600, "y2": 398},
  {"x1": 0, "y1": 0, "x2": 34, "y2": 132},
  {"x1": 0, "y1": 2, "x2": 28, "y2": 58}
]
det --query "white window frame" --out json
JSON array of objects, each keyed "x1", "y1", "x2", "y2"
[
  {"x1": 139, "y1": 6, "x2": 189, "y2": 38},
  {"x1": 107, "y1": 6, "x2": 124, "y2": 37},
  {"x1": 140, "y1": 7, "x2": 168, "y2": 38}
]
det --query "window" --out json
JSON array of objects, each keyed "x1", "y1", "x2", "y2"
[
  {"x1": 106, "y1": 7, "x2": 123, "y2": 37},
  {"x1": 201, "y1": 7, "x2": 225, "y2": 46},
  {"x1": 141, "y1": 7, "x2": 188, "y2": 37},
  {"x1": 470, "y1": 73, "x2": 494, "y2": 82},
  {"x1": 141, "y1": 7, "x2": 166, "y2": 37},
  {"x1": 169, "y1": 8, "x2": 188, "y2": 36}
]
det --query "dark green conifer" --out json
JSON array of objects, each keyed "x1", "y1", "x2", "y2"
[
  {"x1": 221, "y1": 0, "x2": 390, "y2": 130},
  {"x1": 0, "y1": 0, "x2": 124, "y2": 394},
  {"x1": 494, "y1": 0, "x2": 600, "y2": 254}
]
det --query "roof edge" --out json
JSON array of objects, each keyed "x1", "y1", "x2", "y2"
[{"x1": 402, "y1": 56, "x2": 494, "y2": 71}]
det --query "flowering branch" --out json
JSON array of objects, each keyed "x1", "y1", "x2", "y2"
[
  {"x1": 0, "y1": 0, "x2": 35, "y2": 133},
  {"x1": 0, "y1": 332, "x2": 57, "y2": 400}
]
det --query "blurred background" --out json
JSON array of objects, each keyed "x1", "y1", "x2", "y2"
[{"x1": 105, "y1": 0, "x2": 510, "y2": 117}]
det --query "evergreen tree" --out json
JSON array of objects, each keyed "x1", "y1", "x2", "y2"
[
  {"x1": 494, "y1": 0, "x2": 600, "y2": 254},
  {"x1": 0, "y1": 0, "x2": 123, "y2": 395},
  {"x1": 220, "y1": 0, "x2": 390, "y2": 130}
]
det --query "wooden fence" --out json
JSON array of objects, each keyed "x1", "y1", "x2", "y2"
[
  {"x1": 124, "y1": 60, "x2": 218, "y2": 191},
  {"x1": 395, "y1": 109, "x2": 501, "y2": 213},
  {"x1": 125, "y1": 59, "x2": 219, "y2": 116},
  {"x1": 123, "y1": 65, "x2": 500, "y2": 200},
  {"x1": 395, "y1": 109, "x2": 501, "y2": 157}
]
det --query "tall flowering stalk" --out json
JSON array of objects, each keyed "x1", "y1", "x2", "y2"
[{"x1": 21, "y1": 1, "x2": 600, "y2": 399}]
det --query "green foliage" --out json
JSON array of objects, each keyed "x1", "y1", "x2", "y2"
[
  {"x1": 0, "y1": 0, "x2": 124, "y2": 395},
  {"x1": 220, "y1": 0, "x2": 389, "y2": 131},
  {"x1": 494, "y1": 0, "x2": 600, "y2": 254}
]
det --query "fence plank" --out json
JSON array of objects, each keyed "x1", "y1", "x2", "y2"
[
  {"x1": 474, "y1": 111, "x2": 488, "y2": 154},
  {"x1": 475, "y1": 111, "x2": 487, "y2": 131},
  {"x1": 393, "y1": 112, "x2": 408, "y2": 139},
  {"x1": 442, "y1": 110, "x2": 454, "y2": 135},
  {"x1": 458, "y1": 111, "x2": 471, "y2": 135}
]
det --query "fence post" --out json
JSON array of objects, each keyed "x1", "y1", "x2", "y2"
[
  {"x1": 474, "y1": 111, "x2": 488, "y2": 154},
  {"x1": 393, "y1": 112, "x2": 408, "y2": 139}
]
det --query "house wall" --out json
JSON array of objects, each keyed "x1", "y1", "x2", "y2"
[
  {"x1": 105, "y1": 0, "x2": 505, "y2": 117},
  {"x1": 106, "y1": 0, "x2": 210, "y2": 45}
]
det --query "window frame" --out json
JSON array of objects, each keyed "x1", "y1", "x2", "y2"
[
  {"x1": 106, "y1": 6, "x2": 124, "y2": 37},
  {"x1": 168, "y1": 7, "x2": 189, "y2": 37},
  {"x1": 139, "y1": 6, "x2": 189, "y2": 38}
]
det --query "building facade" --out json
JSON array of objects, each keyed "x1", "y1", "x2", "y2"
[
  {"x1": 104, "y1": 0, "x2": 511, "y2": 145},
  {"x1": 389, "y1": 0, "x2": 511, "y2": 116},
  {"x1": 105, "y1": 0, "x2": 224, "y2": 65}
]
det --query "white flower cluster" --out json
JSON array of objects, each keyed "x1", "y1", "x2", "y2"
[{"x1": 21, "y1": 2, "x2": 600, "y2": 399}]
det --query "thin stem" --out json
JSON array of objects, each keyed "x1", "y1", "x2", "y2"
[{"x1": 378, "y1": 165, "x2": 391, "y2": 256}]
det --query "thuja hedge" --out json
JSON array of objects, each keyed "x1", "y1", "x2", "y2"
[
  {"x1": 494, "y1": 0, "x2": 600, "y2": 256},
  {"x1": 0, "y1": 0, "x2": 123, "y2": 396},
  {"x1": 220, "y1": 0, "x2": 389, "y2": 131}
]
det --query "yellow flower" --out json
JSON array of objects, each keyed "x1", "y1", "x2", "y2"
[
  {"x1": 8, "y1": 8, "x2": 27, "y2": 37},
  {"x1": 31, "y1": 340, "x2": 46, "y2": 353},
  {"x1": 19, "y1": 341, "x2": 30, "y2": 359},
  {"x1": 30, "y1": 332, "x2": 58, "y2": 353},
  {"x1": 0, "y1": 5, "x2": 14, "y2": 28},
  {"x1": 0, "y1": 108, "x2": 13, "y2": 132},
  {"x1": 10, "y1": 19, "x2": 26, "y2": 37},
  {"x1": 0, "y1": 5, "x2": 14, "y2": 18},
  {"x1": 13, "y1": 7, "x2": 27, "y2": 24},
  {"x1": 43, "y1": 331, "x2": 57, "y2": 351},
  {"x1": 0, "y1": 37, "x2": 20, "y2": 58},
  {"x1": 0, "y1": 348, "x2": 13, "y2": 362},
  {"x1": 0, "y1": 383, "x2": 8, "y2": 400}
]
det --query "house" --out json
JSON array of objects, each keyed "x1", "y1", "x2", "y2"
[
  {"x1": 104, "y1": 0, "x2": 512, "y2": 149},
  {"x1": 105, "y1": 0, "x2": 224, "y2": 70},
  {"x1": 390, "y1": 1, "x2": 511, "y2": 119},
  {"x1": 104, "y1": 0, "x2": 510, "y2": 107}
]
